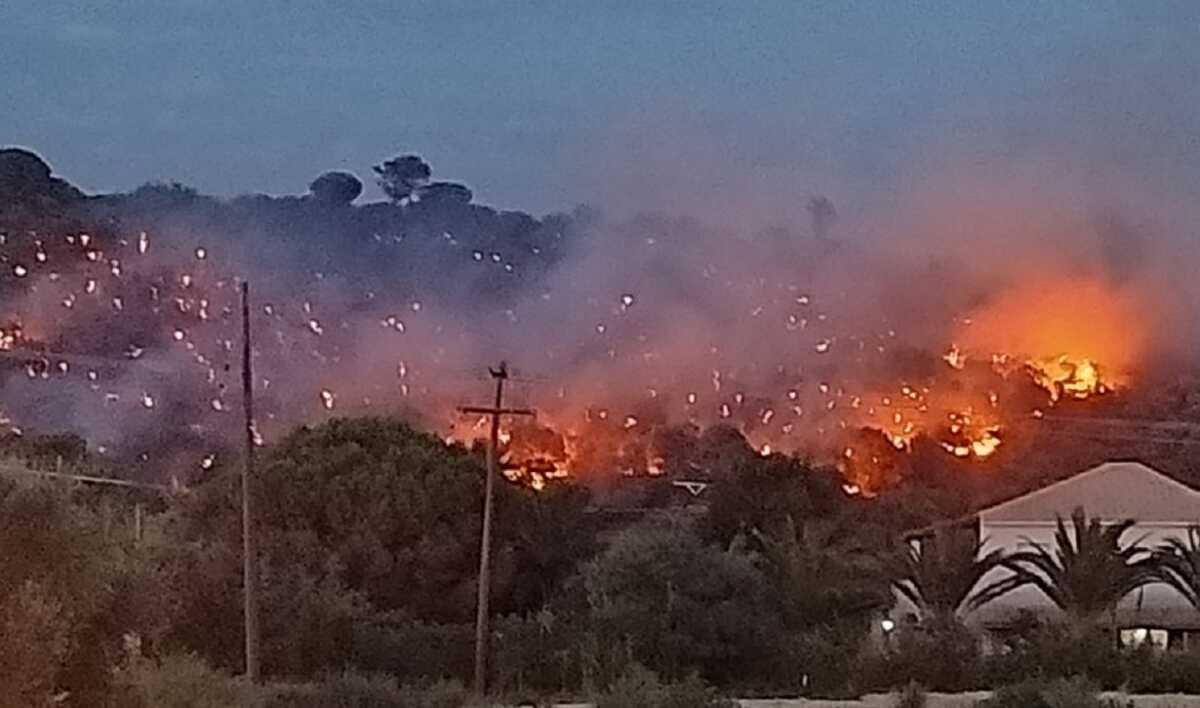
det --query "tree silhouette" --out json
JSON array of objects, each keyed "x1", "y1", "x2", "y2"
[
  {"x1": 308, "y1": 171, "x2": 362, "y2": 205},
  {"x1": 892, "y1": 528, "x2": 1009, "y2": 620},
  {"x1": 418, "y1": 181, "x2": 472, "y2": 205},
  {"x1": 1153, "y1": 525, "x2": 1200, "y2": 609},
  {"x1": 0, "y1": 148, "x2": 83, "y2": 206},
  {"x1": 755, "y1": 517, "x2": 890, "y2": 627},
  {"x1": 373, "y1": 154, "x2": 431, "y2": 203},
  {"x1": 807, "y1": 195, "x2": 836, "y2": 240}
]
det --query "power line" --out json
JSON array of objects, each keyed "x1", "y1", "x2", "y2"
[{"x1": 0, "y1": 463, "x2": 170, "y2": 491}]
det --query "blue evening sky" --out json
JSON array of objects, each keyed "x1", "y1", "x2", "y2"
[{"x1": 2, "y1": 1, "x2": 1196, "y2": 216}]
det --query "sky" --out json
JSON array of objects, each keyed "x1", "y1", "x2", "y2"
[{"x1": 2, "y1": 1, "x2": 1198, "y2": 217}]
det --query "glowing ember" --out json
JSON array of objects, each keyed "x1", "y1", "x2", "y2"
[
  {"x1": 943, "y1": 344, "x2": 966, "y2": 369},
  {"x1": 1026, "y1": 355, "x2": 1107, "y2": 402}
]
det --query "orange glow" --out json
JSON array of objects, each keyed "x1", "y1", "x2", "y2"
[
  {"x1": 956, "y1": 276, "x2": 1144, "y2": 402},
  {"x1": 839, "y1": 276, "x2": 1144, "y2": 490}
]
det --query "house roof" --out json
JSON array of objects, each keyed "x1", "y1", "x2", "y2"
[{"x1": 979, "y1": 461, "x2": 1200, "y2": 524}]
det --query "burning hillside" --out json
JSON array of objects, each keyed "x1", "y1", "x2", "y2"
[
  {"x1": 0, "y1": 148, "x2": 1192, "y2": 494},
  {"x1": 452, "y1": 275, "x2": 1148, "y2": 495}
]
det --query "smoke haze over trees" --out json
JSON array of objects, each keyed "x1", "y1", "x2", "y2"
[{"x1": 4, "y1": 143, "x2": 1200, "y2": 499}]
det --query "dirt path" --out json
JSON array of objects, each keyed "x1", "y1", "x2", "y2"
[{"x1": 556, "y1": 693, "x2": 1200, "y2": 708}]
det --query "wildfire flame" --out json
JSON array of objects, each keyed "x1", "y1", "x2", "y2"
[
  {"x1": 1024, "y1": 355, "x2": 1107, "y2": 402},
  {"x1": 959, "y1": 276, "x2": 1141, "y2": 402},
  {"x1": 838, "y1": 276, "x2": 1143, "y2": 493},
  {"x1": 0, "y1": 217, "x2": 1151, "y2": 499}
]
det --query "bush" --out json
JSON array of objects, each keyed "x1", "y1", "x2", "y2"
[
  {"x1": 493, "y1": 611, "x2": 581, "y2": 696},
  {"x1": 976, "y1": 676, "x2": 1130, "y2": 708},
  {"x1": 267, "y1": 673, "x2": 468, "y2": 708},
  {"x1": 763, "y1": 624, "x2": 863, "y2": 697},
  {"x1": 893, "y1": 681, "x2": 926, "y2": 708},
  {"x1": 977, "y1": 620, "x2": 1200, "y2": 694},
  {"x1": 0, "y1": 581, "x2": 71, "y2": 708},
  {"x1": 1110, "y1": 643, "x2": 1200, "y2": 694},
  {"x1": 595, "y1": 665, "x2": 737, "y2": 708},
  {"x1": 858, "y1": 620, "x2": 981, "y2": 692},
  {"x1": 981, "y1": 623, "x2": 1124, "y2": 689},
  {"x1": 578, "y1": 523, "x2": 778, "y2": 686},
  {"x1": 350, "y1": 620, "x2": 474, "y2": 683},
  {"x1": 115, "y1": 653, "x2": 264, "y2": 708}
]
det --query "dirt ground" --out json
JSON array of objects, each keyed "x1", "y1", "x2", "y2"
[
  {"x1": 740, "y1": 694, "x2": 1200, "y2": 708},
  {"x1": 556, "y1": 694, "x2": 1200, "y2": 708}
]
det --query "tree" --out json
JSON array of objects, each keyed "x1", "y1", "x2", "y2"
[
  {"x1": 990, "y1": 508, "x2": 1159, "y2": 622},
  {"x1": 755, "y1": 517, "x2": 889, "y2": 627},
  {"x1": 0, "y1": 581, "x2": 70, "y2": 708},
  {"x1": 161, "y1": 489, "x2": 370, "y2": 678},
  {"x1": 575, "y1": 521, "x2": 777, "y2": 685},
  {"x1": 505, "y1": 481, "x2": 597, "y2": 613},
  {"x1": 746, "y1": 517, "x2": 890, "y2": 694},
  {"x1": 246, "y1": 417, "x2": 490, "y2": 620},
  {"x1": 373, "y1": 154, "x2": 431, "y2": 203},
  {"x1": 308, "y1": 171, "x2": 363, "y2": 205},
  {"x1": 892, "y1": 529, "x2": 1010, "y2": 620},
  {"x1": 703, "y1": 452, "x2": 846, "y2": 546},
  {"x1": 0, "y1": 475, "x2": 163, "y2": 705},
  {"x1": 1153, "y1": 525, "x2": 1200, "y2": 609},
  {"x1": 124, "y1": 181, "x2": 213, "y2": 212},
  {"x1": 418, "y1": 181, "x2": 472, "y2": 205},
  {"x1": 175, "y1": 416, "x2": 590, "y2": 628},
  {"x1": 0, "y1": 147, "x2": 84, "y2": 206},
  {"x1": 807, "y1": 195, "x2": 836, "y2": 240}
]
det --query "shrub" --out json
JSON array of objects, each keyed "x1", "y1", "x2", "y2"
[
  {"x1": 893, "y1": 681, "x2": 926, "y2": 708},
  {"x1": 976, "y1": 676, "x2": 1131, "y2": 708},
  {"x1": 266, "y1": 672, "x2": 468, "y2": 708},
  {"x1": 0, "y1": 581, "x2": 71, "y2": 708},
  {"x1": 115, "y1": 653, "x2": 264, "y2": 708},
  {"x1": 858, "y1": 619, "x2": 981, "y2": 692},
  {"x1": 749, "y1": 621, "x2": 864, "y2": 697},
  {"x1": 1118, "y1": 645, "x2": 1200, "y2": 694},
  {"x1": 579, "y1": 523, "x2": 778, "y2": 686},
  {"x1": 595, "y1": 665, "x2": 737, "y2": 708},
  {"x1": 981, "y1": 624, "x2": 1124, "y2": 689},
  {"x1": 350, "y1": 620, "x2": 474, "y2": 684},
  {"x1": 493, "y1": 611, "x2": 581, "y2": 696}
]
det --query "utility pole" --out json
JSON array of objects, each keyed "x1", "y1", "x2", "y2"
[
  {"x1": 458, "y1": 362, "x2": 534, "y2": 695},
  {"x1": 240, "y1": 281, "x2": 261, "y2": 682}
]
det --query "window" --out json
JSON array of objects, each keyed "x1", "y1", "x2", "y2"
[{"x1": 1120, "y1": 627, "x2": 1168, "y2": 650}]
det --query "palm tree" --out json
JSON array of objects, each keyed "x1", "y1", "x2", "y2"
[
  {"x1": 1153, "y1": 525, "x2": 1200, "y2": 609},
  {"x1": 892, "y1": 528, "x2": 1011, "y2": 620},
  {"x1": 993, "y1": 507, "x2": 1158, "y2": 623},
  {"x1": 751, "y1": 517, "x2": 891, "y2": 627}
]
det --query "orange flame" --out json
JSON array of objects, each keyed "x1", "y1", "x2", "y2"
[{"x1": 957, "y1": 276, "x2": 1143, "y2": 403}]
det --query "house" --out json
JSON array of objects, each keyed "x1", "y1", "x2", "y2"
[{"x1": 898, "y1": 461, "x2": 1200, "y2": 649}]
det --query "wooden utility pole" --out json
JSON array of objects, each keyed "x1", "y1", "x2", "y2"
[
  {"x1": 458, "y1": 362, "x2": 534, "y2": 695},
  {"x1": 240, "y1": 281, "x2": 261, "y2": 682}
]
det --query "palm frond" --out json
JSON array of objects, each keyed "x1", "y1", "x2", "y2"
[{"x1": 1000, "y1": 508, "x2": 1158, "y2": 618}]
